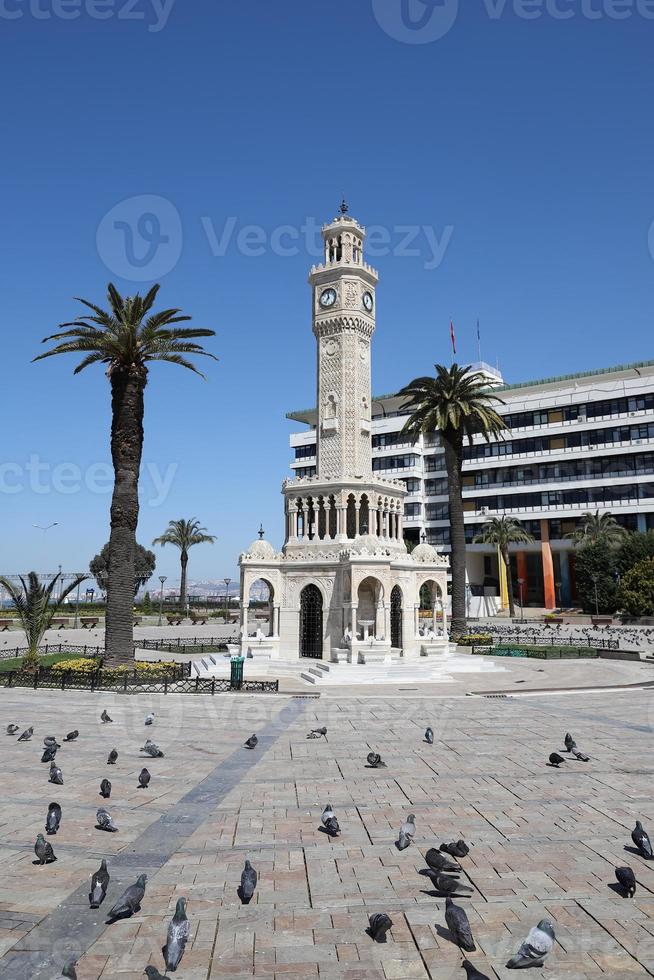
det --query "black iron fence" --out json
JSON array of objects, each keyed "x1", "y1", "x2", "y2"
[
  {"x1": 469, "y1": 633, "x2": 619, "y2": 650},
  {"x1": 2, "y1": 663, "x2": 277, "y2": 695},
  {"x1": 139, "y1": 636, "x2": 240, "y2": 655},
  {"x1": 0, "y1": 643, "x2": 104, "y2": 661}
]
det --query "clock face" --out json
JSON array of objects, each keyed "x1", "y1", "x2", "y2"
[
  {"x1": 319, "y1": 287, "x2": 337, "y2": 309},
  {"x1": 363, "y1": 291, "x2": 374, "y2": 312}
]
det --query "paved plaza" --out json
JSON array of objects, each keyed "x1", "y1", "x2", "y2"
[{"x1": 1, "y1": 678, "x2": 654, "y2": 979}]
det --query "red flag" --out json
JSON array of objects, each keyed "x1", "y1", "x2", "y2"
[{"x1": 450, "y1": 320, "x2": 456, "y2": 355}]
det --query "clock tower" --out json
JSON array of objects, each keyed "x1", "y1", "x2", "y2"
[{"x1": 309, "y1": 201, "x2": 379, "y2": 481}]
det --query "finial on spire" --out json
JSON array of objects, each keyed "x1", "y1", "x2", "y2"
[
  {"x1": 258, "y1": 524, "x2": 265, "y2": 539},
  {"x1": 339, "y1": 196, "x2": 349, "y2": 215}
]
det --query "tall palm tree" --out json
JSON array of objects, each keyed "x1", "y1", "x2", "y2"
[
  {"x1": 568, "y1": 509, "x2": 628, "y2": 547},
  {"x1": 400, "y1": 364, "x2": 507, "y2": 634},
  {"x1": 152, "y1": 518, "x2": 216, "y2": 612},
  {"x1": 0, "y1": 572, "x2": 86, "y2": 669},
  {"x1": 474, "y1": 516, "x2": 534, "y2": 618},
  {"x1": 34, "y1": 284, "x2": 216, "y2": 663}
]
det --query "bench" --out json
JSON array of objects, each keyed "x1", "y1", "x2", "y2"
[
  {"x1": 80, "y1": 617, "x2": 99, "y2": 629},
  {"x1": 50, "y1": 618, "x2": 70, "y2": 629},
  {"x1": 133, "y1": 616, "x2": 142, "y2": 626},
  {"x1": 0, "y1": 619, "x2": 14, "y2": 631},
  {"x1": 591, "y1": 616, "x2": 613, "y2": 627},
  {"x1": 166, "y1": 615, "x2": 183, "y2": 626},
  {"x1": 190, "y1": 614, "x2": 208, "y2": 625}
]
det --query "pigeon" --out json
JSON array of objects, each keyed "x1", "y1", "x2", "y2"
[
  {"x1": 49, "y1": 761, "x2": 64, "y2": 785},
  {"x1": 43, "y1": 735, "x2": 60, "y2": 748},
  {"x1": 572, "y1": 749, "x2": 590, "y2": 762},
  {"x1": 307, "y1": 726, "x2": 327, "y2": 739},
  {"x1": 53, "y1": 960, "x2": 77, "y2": 979},
  {"x1": 41, "y1": 744, "x2": 58, "y2": 764},
  {"x1": 632, "y1": 820, "x2": 653, "y2": 859},
  {"x1": 144, "y1": 969, "x2": 167, "y2": 980},
  {"x1": 549, "y1": 752, "x2": 565, "y2": 767},
  {"x1": 162, "y1": 896, "x2": 190, "y2": 973},
  {"x1": 144, "y1": 712, "x2": 155, "y2": 726},
  {"x1": 96, "y1": 808, "x2": 118, "y2": 832},
  {"x1": 462, "y1": 961, "x2": 491, "y2": 980},
  {"x1": 564, "y1": 732, "x2": 576, "y2": 752},
  {"x1": 424, "y1": 870, "x2": 472, "y2": 895},
  {"x1": 34, "y1": 833, "x2": 56, "y2": 865},
  {"x1": 367, "y1": 912, "x2": 393, "y2": 943},
  {"x1": 366, "y1": 752, "x2": 386, "y2": 768},
  {"x1": 99, "y1": 778, "x2": 112, "y2": 799},
  {"x1": 6, "y1": 724, "x2": 19, "y2": 735},
  {"x1": 397, "y1": 814, "x2": 416, "y2": 850},
  {"x1": 46, "y1": 802, "x2": 62, "y2": 835},
  {"x1": 445, "y1": 896, "x2": 476, "y2": 952},
  {"x1": 138, "y1": 768, "x2": 151, "y2": 789},
  {"x1": 506, "y1": 919, "x2": 555, "y2": 969},
  {"x1": 101, "y1": 709, "x2": 113, "y2": 723},
  {"x1": 107, "y1": 873, "x2": 147, "y2": 921},
  {"x1": 141, "y1": 739, "x2": 164, "y2": 758},
  {"x1": 89, "y1": 858, "x2": 110, "y2": 908},
  {"x1": 441, "y1": 840, "x2": 470, "y2": 859},
  {"x1": 239, "y1": 859, "x2": 257, "y2": 904},
  {"x1": 107, "y1": 749, "x2": 118, "y2": 765},
  {"x1": 425, "y1": 848, "x2": 461, "y2": 873},
  {"x1": 424, "y1": 727, "x2": 434, "y2": 744},
  {"x1": 244, "y1": 734, "x2": 258, "y2": 750},
  {"x1": 615, "y1": 866, "x2": 636, "y2": 897},
  {"x1": 64, "y1": 730, "x2": 79, "y2": 742},
  {"x1": 17, "y1": 726, "x2": 33, "y2": 741},
  {"x1": 321, "y1": 803, "x2": 340, "y2": 837}
]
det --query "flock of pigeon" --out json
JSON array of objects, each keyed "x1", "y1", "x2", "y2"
[
  {"x1": 4, "y1": 714, "x2": 649, "y2": 978},
  {"x1": 481, "y1": 622, "x2": 654, "y2": 652}
]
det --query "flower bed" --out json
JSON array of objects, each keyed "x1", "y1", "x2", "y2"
[{"x1": 50, "y1": 657, "x2": 178, "y2": 677}]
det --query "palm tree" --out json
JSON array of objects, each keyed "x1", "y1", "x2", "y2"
[
  {"x1": 0, "y1": 572, "x2": 86, "y2": 669},
  {"x1": 152, "y1": 518, "x2": 216, "y2": 612},
  {"x1": 474, "y1": 516, "x2": 534, "y2": 618},
  {"x1": 400, "y1": 364, "x2": 507, "y2": 634},
  {"x1": 568, "y1": 509, "x2": 628, "y2": 547},
  {"x1": 34, "y1": 284, "x2": 216, "y2": 663}
]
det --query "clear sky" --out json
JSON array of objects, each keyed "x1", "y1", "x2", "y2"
[{"x1": 1, "y1": 0, "x2": 653, "y2": 588}]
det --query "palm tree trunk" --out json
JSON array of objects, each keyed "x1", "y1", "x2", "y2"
[
  {"x1": 179, "y1": 551, "x2": 188, "y2": 613},
  {"x1": 105, "y1": 365, "x2": 146, "y2": 664},
  {"x1": 443, "y1": 430, "x2": 467, "y2": 635},
  {"x1": 503, "y1": 545, "x2": 516, "y2": 618}
]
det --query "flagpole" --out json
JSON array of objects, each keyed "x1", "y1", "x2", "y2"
[{"x1": 477, "y1": 318, "x2": 481, "y2": 363}]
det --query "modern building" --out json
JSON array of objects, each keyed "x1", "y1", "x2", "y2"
[{"x1": 289, "y1": 357, "x2": 654, "y2": 610}]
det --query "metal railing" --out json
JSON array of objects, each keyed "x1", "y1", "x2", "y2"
[
  {"x1": 139, "y1": 636, "x2": 240, "y2": 654},
  {"x1": 470, "y1": 634, "x2": 619, "y2": 650},
  {"x1": 0, "y1": 643, "x2": 103, "y2": 661}
]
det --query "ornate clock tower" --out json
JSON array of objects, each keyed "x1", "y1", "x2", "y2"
[{"x1": 309, "y1": 201, "x2": 379, "y2": 481}]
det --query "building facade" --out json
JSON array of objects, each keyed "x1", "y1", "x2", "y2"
[
  {"x1": 289, "y1": 359, "x2": 654, "y2": 609},
  {"x1": 238, "y1": 206, "x2": 449, "y2": 663}
]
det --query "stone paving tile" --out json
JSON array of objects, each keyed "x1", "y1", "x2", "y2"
[{"x1": 1, "y1": 686, "x2": 654, "y2": 977}]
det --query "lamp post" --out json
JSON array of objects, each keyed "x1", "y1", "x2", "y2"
[
  {"x1": 73, "y1": 577, "x2": 84, "y2": 629},
  {"x1": 555, "y1": 580, "x2": 562, "y2": 610},
  {"x1": 591, "y1": 574, "x2": 599, "y2": 616},
  {"x1": 158, "y1": 575, "x2": 167, "y2": 627},
  {"x1": 518, "y1": 577, "x2": 525, "y2": 623},
  {"x1": 224, "y1": 577, "x2": 231, "y2": 625}
]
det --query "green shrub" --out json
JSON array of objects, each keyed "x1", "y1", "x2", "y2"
[
  {"x1": 454, "y1": 634, "x2": 493, "y2": 645},
  {"x1": 617, "y1": 557, "x2": 654, "y2": 617}
]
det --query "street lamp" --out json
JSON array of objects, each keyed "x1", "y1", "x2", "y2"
[
  {"x1": 591, "y1": 574, "x2": 600, "y2": 616},
  {"x1": 224, "y1": 577, "x2": 231, "y2": 625},
  {"x1": 158, "y1": 575, "x2": 167, "y2": 627},
  {"x1": 518, "y1": 577, "x2": 525, "y2": 623}
]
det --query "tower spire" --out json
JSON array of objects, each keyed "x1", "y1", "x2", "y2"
[{"x1": 339, "y1": 196, "x2": 349, "y2": 215}]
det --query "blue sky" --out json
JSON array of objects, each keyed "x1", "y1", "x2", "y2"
[{"x1": 1, "y1": 0, "x2": 653, "y2": 588}]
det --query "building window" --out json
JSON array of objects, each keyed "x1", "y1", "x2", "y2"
[
  {"x1": 295, "y1": 466, "x2": 316, "y2": 479},
  {"x1": 294, "y1": 444, "x2": 317, "y2": 460},
  {"x1": 404, "y1": 502, "x2": 421, "y2": 517}
]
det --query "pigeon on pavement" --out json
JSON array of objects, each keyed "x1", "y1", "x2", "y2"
[
  {"x1": 239, "y1": 860, "x2": 257, "y2": 904},
  {"x1": 6, "y1": 724, "x2": 19, "y2": 735},
  {"x1": 107, "y1": 749, "x2": 118, "y2": 765},
  {"x1": 63, "y1": 730, "x2": 79, "y2": 741},
  {"x1": 49, "y1": 761, "x2": 64, "y2": 785},
  {"x1": 138, "y1": 768, "x2": 151, "y2": 789},
  {"x1": 45, "y1": 802, "x2": 62, "y2": 835},
  {"x1": 17, "y1": 727, "x2": 34, "y2": 741},
  {"x1": 141, "y1": 739, "x2": 164, "y2": 758},
  {"x1": 549, "y1": 752, "x2": 565, "y2": 767},
  {"x1": 321, "y1": 803, "x2": 340, "y2": 837},
  {"x1": 564, "y1": 732, "x2": 576, "y2": 752},
  {"x1": 99, "y1": 778, "x2": 112, "y2": 799},
  {"x1": 425, "y1": 848, "x2": 461, "y2": 873},
  {"x1": 367, "y1": 913, "x2": 393, "y2": 942},
  {"x1": 101, "y1": 710, "x2": 113, "y2": 723},
  {"x1": 506, "y1": 919, "x2": 555, "y2": 969},
  {"x1": 43, "y1": 736, "x2": 60, "y2": 748},
  {"x1": 397, "y1": 814, "x2": 416, "y2": 850},
  {"x1": 462, "y1": 961, "x2": 491, "y2": 979},
  {"x1": 96, "y1": 808, "x2": 118, "y2": 832},
  {"x1": 162, "y1": 897, "x2": 190, "y2": 973},
  {"x1": 89, "y1": 859, "x2": 110, "y2": 908},
  {"x1": 244, "y1": 734, "x2": 258, "y2": 750},
  {"x1": 572, "y1": 749, "x2": 590, "y2": 762},
  {"x1": 366, "y1": 752, "x2": 386, "y2": 768},
  {"x1": 53, "y1": 960, "x2": 77, "y2": 979},
  {"x1": 441, "y1": 840, "x2": 470, "y2": 859},
  {"x1": 143, "y1": 968, "x2": 167, "y2": 979},
  {"x1": 615, "y1": 866, "x2": 636, "y2": 897},
  {"x1": 424, "y1": 727, "x2": 434, "y2": 744},
  {"x1": 632, "y1": 821, "x2": 653, "y2": 859},
  {"x1": 424, "y1": 870, "x2": 472, "y2": 895},
  {"x1": 445, "y1": 896, "x2": 476, "y2": 952},
  {"x1": 107, "y1": 874, "x2": 147, "y2": 921},
  {"x1": 144, "y1": 712, "x2": 155, "y2": 726},
  {"x1": 307, "y1": 726, "x2": 327, "y2": 739},
  {"x1": 41, "y1": 744, "x2": 58, "y2": 764},
  {"x1": 34, "y1": 833, "x2": 56, "y2": 865}
]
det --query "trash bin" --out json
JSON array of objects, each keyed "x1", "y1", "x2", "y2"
[{"x1": 230, "y1": 656, "x2": 245, "y2": 690}]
